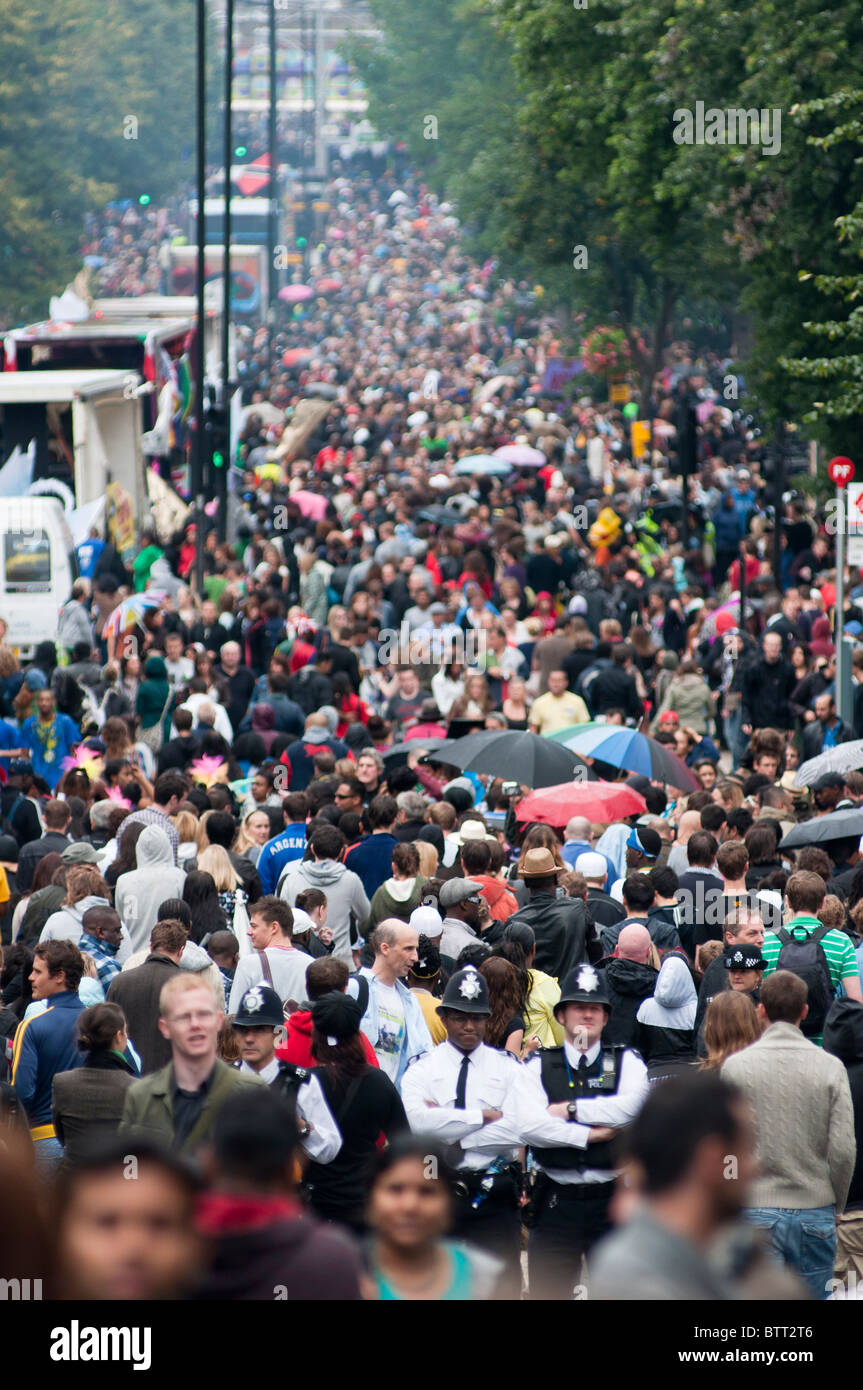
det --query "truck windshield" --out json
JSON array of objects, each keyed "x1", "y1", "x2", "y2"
[{"x1": 4, "y1": 529, "x2": 51, "y2": 590}]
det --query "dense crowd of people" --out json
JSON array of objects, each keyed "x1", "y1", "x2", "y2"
[{"x1": 3, "y1": 155, "x2": 863, "y2": 1304}]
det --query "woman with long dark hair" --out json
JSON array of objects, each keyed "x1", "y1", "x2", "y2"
[
  {"x1": 362, "y1": 1136, "x2": 504, "y2": 1301},
  {"x1": 104, "y1": 821, "x2": 145, "y2": 891},
  {"x1": 304, "y1": 992, "x2": 407, "y2": 1233},
  {"x1": 478, "y1": 956, "x2": 526, "y2": 1054},
  {"x1": 182, "y1": 869, "x2": 227, "y2": 943},
  {"x1": 495, "y1": 922, "x2": 562, "y2": 1049}
]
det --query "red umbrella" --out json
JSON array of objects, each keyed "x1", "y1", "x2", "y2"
[
  {"x1": 282, "y1": 348, "x2": 314, "y2": 367},
  {"x1": 315, "y1": 277, "x2": 343, "y2": 294},
  {"x1": 515, "y1": 780, "x2": 646, "y2": 827}
]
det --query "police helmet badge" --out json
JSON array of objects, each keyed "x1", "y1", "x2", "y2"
[
  {"x1": 243, "y1": 986, "x2": 265, "y2": 1013},
  {"x1": 576, "y1": 965, "x2": 599, "y2": 993},
  {"x1": 458, "y1": 969, "x2": 482, "y2": 1001}
]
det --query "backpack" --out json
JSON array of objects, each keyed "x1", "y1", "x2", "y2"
[
  {"x1": 348, "y1": 972, "x2": 370, "y2": 1016},
  {"x1": 2, "y1": 792, "x2": 24, "y2": 839},
  {"x1": 774, "y1": 923, "x2": 834, "y2": 1037}
]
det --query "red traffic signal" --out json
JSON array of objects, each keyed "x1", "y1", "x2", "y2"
[{"x1": 828, "y1": 456, "x2": 855, "y2": 487}]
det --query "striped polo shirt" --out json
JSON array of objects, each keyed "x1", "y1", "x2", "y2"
[{"x1": 761, "y1": 915, "x2": 860, "y2": 1044}]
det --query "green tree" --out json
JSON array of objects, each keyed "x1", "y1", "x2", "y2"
[{"x1": 0, "y1": 0, "x2": 216, "y2": 326}]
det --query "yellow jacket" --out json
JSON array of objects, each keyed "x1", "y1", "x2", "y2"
[{"x1": 524, "y1": 969, "x2": 564, "y2": 1047}]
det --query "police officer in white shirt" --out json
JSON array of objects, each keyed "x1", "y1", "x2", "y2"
[
  {"x1": 232, "y1": 984, "x2": 342, "y2": 1164},
  {"x1": 522, "y1": 963, "x2": 649, "y2": 1299},
  {"x1": 402, "y1": 965, "x2": 612, "y2": 1299}
]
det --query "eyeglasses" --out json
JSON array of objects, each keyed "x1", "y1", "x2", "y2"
[{"x1": 334, "y1": 791, "x2": 353, "y2": 800}]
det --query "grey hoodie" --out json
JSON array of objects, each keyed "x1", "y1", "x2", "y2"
[
  {"x1": 40, "y1": 894, "x2": 134, "y2": 965},
  {"x1": 277, "y1": 857, "x2": 370, "y2": 964},
  {"x1": 114, "y1": 825, "x2": 188, "y2": 954}
]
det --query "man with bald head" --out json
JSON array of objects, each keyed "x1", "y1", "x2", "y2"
[
  {"x1": 562, "y1": 816, "x2": 617, "y2": 889},
  {"x1": 215, "y1": 639, "x2": 255, "y2": 734},
  {"x1": 284, "y1": 711, "x2": 349, "y2": 791},
  {"x1": 667, "y1": 810, "x2": 702, "y2": 877},
  {"x1": 599, "y1": 923, "x2": 657, "y2": 1047},
  {"x1": 348, "y1": 918, "x2": 432, "y2": 1088}
]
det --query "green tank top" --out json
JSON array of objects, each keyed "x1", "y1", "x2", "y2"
[{"x1": 373, "y1": 1243, "x2": 473, "y2": 1301}]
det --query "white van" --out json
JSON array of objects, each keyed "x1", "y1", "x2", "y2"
[{"x1": 0, "y1": 497, "x2": 77, "y2": 655}]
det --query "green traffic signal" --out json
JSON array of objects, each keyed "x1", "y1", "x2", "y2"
[
  {"x1": 213, "y1": 450, "x2": 225, "y2": 468},
  {"x1": 234, "y1": 145, "x2": 248, "y2": 158},
  {"x1": 138, "y1": 194, "x2": 151, "y2": 206},
  {"x1": 296, "y1": 236, "x2": 308, "y2": 249}
]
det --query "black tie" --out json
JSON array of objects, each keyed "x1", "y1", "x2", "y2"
[
  {"x1": 454, "y1": 1054, "x2": 470, "y2": 1108},
  {"x1": 577, "y1": 1055, "x2": 590, "y2": 1073}
]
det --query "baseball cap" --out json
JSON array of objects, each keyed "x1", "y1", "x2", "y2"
[
  {"x1": 438, "y1": 878, "x2": 483, "y2": 910},
  {"x1": 575, "y1": 851, "x2": 607, "y2": 880},
  {"x1": 658, "y1": 710, "x2": 680, "y2": 726},
  {"x1": 61, "y1": 842, "x2": 100, "y2": 865},
  {"x1": 409, "y1": 904, "x2": 443, "y2": 939}
]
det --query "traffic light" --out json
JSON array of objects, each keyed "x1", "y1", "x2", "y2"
[
  {"x1": 204, "y1": 404, "x2": 229, "y2": 470},
  {"x1": 138, "y1": 193, "x2": 151, "y2": 206},
  {"x1": 673, "y1": 393, "x2": 699, "y2": 476},
  {"x1": 234, "y1": 145, "x2": 248, "y2": 159}
]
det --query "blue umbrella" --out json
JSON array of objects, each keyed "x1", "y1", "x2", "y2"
[{"x1": 548, "y1": 723, "x2": 699, "y2": 791}]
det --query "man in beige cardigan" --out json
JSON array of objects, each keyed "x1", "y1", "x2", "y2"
[{"x1": 723, "y1": 969, "x2": 856, "y2": 1299}]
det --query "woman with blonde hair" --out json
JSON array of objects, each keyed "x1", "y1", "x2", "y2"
[
  {"x1": 699, "y1": 990, "x2": 762, "y2": 1072},
  {"x1": 415, "y1": 839, "x2": 439, "y2": 880},
  {"x1": 172, "y1": 809, "x2": 200, "y2": 866},
  {"x1": 234, "y1": 808, "x2": 273, "y2": 865},
  {"x1": 197, "y1": 843, "x2": 244, "y2": 932},
  {"x1": 195, "y1": 808, "x2": 217, "y2": 856}
]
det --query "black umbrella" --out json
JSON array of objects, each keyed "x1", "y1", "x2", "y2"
[
  {"x1": 429, "y1": 729, "x2": 592, "y2": 789},
  {"x1": 779, "y1": 807, "x2": 863, "y2": 850},
  {"x1": 382, "y1": 737, "x2": 450, "y2": 769}
]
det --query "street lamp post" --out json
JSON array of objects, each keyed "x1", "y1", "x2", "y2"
[
  {"x1": 193, "y1": 0, "x2": 208, "y2": 596},
  {"x1": 218, "y1": 0, "x2": 234, "y2": 542},
  {"x1": 267, "y1": 0, "x2": 279, "y2": 372}
]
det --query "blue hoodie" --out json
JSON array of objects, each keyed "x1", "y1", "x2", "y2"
[{"x1": 11, "y1": 991, "x2": 85, "y2": 1129}]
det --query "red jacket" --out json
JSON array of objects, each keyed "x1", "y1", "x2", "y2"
[{"x1": 276, "y1": 1008, "x2": 379, "y2": 1068}]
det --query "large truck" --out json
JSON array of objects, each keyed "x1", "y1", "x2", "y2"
[{"x1": 0, "y1": 369, "x2": 144, "y2": 515}]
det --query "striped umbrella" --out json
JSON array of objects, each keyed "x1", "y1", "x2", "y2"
[
  {"x1": 548, "y1": 722, "x2": 699, "y2": 791},
  {"x1": 103, "y1": 591, "x2": 168, "y2": 638}
]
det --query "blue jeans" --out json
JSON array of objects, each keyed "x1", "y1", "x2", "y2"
[
  {"x1": 746, "y1": 1205, "x2": 836, "y2": 1299},
  {"x1": 32, "y1": 1135, "x2": 64, "y2": 1175},
  {"x1": 723, "y1": 707, "x2": 747, "y2": 769}
]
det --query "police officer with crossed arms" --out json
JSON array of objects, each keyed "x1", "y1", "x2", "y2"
[
  {"x1": 402, "y1": 965, "x2": 617, "y2": 1299},
  {"x1": 523, "y1": 963, "x2": 649, "y2": 1299}
]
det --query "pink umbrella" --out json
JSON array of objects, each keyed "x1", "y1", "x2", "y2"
[
  {"x1": 494, "y1": 443, "x2": 546, "y2": 467},
  {"x1": 290, "y1": 490, "x2": 329, "y2": 520},
  {"x1": 279, "y1": 285, "x2": 313, "y2": 303},
  {"x1": 315, "y1": 277, "x2": 343, "y2": 294}
]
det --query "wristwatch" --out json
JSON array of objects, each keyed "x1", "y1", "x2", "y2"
[{"x1": 566, "y1": 1102, "x2": 578, "y2": 1123}]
